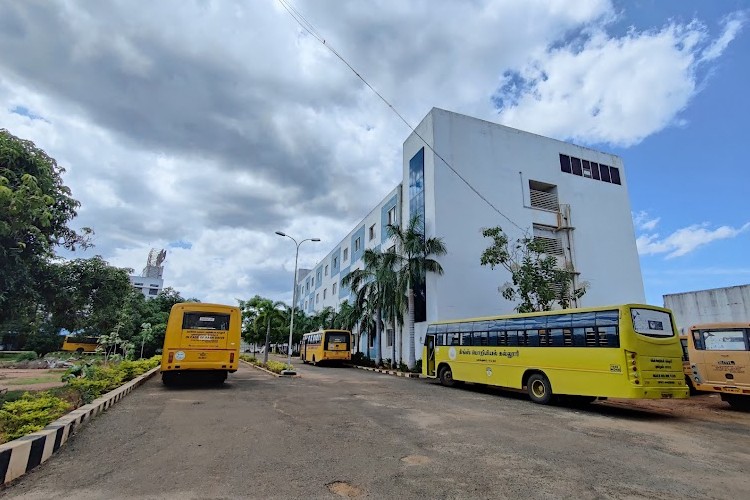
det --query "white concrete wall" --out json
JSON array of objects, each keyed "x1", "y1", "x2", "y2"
[
  {"x1": 412, "y1": 107, "x2": 645, "y2": 329},
  {"x1": 664, "y1": 285, "x2": 750, "y2": 331},
  {"x1": 129, "y1": 275, "x2": 163, "y2": 299}
]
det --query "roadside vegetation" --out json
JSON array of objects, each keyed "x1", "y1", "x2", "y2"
[
  {"x1": 0, "y1": 356, "x2": 159, "y2": 443},
  {"x1": 239, "y1": 355, "x2": 287, "y2": 374}
]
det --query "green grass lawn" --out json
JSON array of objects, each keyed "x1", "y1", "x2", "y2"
[{"x1": 4, "y1": 374, "x2": 63, "y2": 386}]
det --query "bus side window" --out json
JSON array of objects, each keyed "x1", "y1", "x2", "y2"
[
  {"x1": 572, "y1": 327, "x2": 587, "y2": 347},
  {"x1": 447, "y1": 333, "x2": 459, "y2": 345},
  {"x1": 488, "y1": 331, "x2": 498, "y2": 346},
  {"x1": 506, "y1": 330, "x2": 519, "y2": 347},
  {"x1": 692, "y1": 330, "x2": 704, "y2": 350},
  {"x1": 460, "y1": 332, "x2": 472, "y2": 346}
]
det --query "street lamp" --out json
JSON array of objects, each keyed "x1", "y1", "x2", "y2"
[{"x1": 276, "y1": 231, "x2": 320, "y2": 375}]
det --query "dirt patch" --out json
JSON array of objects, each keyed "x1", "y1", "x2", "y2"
[
  {"x1": 326, "y1": 481, "x2": 364, "y2": 498},
  {"x1": 0, "y1": 368, "x2": 67, "y2": 392},
  {"x1": 603, "y1": 393, "x2": 749, "y2": 423},
  {"x1": 400, "y1": 454, "x2": 431, "y2": 466}
]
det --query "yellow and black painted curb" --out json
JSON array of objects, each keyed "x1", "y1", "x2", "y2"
[{"x1": 0, "y1": 366, "x2": 160, "y2": 486}]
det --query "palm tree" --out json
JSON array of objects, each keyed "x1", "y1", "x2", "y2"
[
  {"x1": 342, "y1": 249, "x2": 399, "y2": 366},
  {"x1": 248, "y1": 297, "x2": 286, "y2": 364},
  {"x1": 387, "y1": 214, "x2": 447, "y2": 369},
  {"x1": 333, "y1": 300, "x2": 359, "y2": 350}
]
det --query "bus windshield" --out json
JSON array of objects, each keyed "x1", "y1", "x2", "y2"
[
  {"x1": 326, "y1": 333, "x2": 349, "y2": 344},
  {"x1": 630, "y1": 308, "x2": 674, "y2": 337}
]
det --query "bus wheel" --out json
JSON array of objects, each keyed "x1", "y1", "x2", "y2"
[
  {"x1": 311, "y1": 356, "x2": 316, "y2": 366},
  {"x1": 76, "y1": 348, "x2": 84, "y2": 354},
  {"x1": 722, "y1": 394, "x2": 750, "y2": 411},
  {"x1": 213, "y1": 371, "x2": 227, "y2": 385},
  {"x1": 527, "y1": 373, "x2": 553, "y2": 405},
  {"x1": 162, "y1": 372, "x2": 175, "y2": 387},
  {"x1": 439, "y1": 365, "x2": 455, "y2": 387},
  {"x1": 685, "y1": 376, "x2": 698, "y2": 396}
]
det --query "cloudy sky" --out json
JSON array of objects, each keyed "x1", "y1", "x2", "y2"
[{"x1": 1, "y1": 0, "x2": 748, "y2": 307}]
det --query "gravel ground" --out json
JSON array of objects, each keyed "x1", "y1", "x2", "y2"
[{"x1": 2, "y1": 359, "x2": 748, "y2": 499}]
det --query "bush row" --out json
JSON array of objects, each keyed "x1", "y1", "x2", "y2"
[
  {"x1": 0, "y1": 356, "x2": 160, "y2": 443},
  {"x1": 239, "y1": 355, "x2": 289, "y2": 374}
]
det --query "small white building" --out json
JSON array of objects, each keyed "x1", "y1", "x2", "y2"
[
  {"x1": 297, "y1": 108, "x2": 645, "y2": 364},
  {"x1": 664, "y1": 284, "x2": 750, "y2": 331},
  {"x1": 130, "y1": 248, "x2": 166, "y2": 299}
]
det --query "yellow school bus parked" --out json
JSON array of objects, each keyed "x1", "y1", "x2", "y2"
[
  {"x1": 683, "y1": 323, "x2": 750, "y2": 410},
  {"x1": 300, "y1": 330, "x2": 352, "y2": 365},
  {"x1": 423, "y1": 304, "x2": 689, "y2": 405},
  {"x1": 61, "y1": 336, "x2": 100, "y2": 354},
  {"x1": 160, "y1": 303, "x2": 241, "y2": 385}
]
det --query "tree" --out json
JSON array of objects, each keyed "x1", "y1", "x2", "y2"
[
  {"x1": 387, "y1": 214, "x2": 446, "y2": 369},
  {"x1": 0, "y1": 129, "x2": 92, "y2": 329},
  {"x1": 42, "y1": 256, "x2": 133, "y2": 337},
  {"x1": 239, "y1": 296, "x2": 286, "y2": 362},
  {"x1": 342, "y1": 249, "x2": 399, "y2": 366},
  {"x1": 136, "y1": 323, "x2": 154, "y2": 359},
  {"x1": 479, "y1": 226, "x2": 587, "y2": 313}
]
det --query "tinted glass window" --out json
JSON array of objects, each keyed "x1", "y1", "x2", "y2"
[
  {"x1": 182, "y1": 313, "x2": 230, "y2": 331},
  {"x1": 599, "y1": 164, "x2": 611, "y2": 182},
  {"x1": 571, "y1": 157, "x2": 582, "y2": 176},
  {"x1": 609, "y1": 167, "x2": 621, "y2": 185},
  {"x1": 559, "y1": 154, "x2": 571, "y2": 173},
  {"x1": 591, "y1": 162, "x2": 600, "y2": 180}
]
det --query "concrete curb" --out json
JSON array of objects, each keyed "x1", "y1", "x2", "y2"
[
  {"x1": 239, "y1": 359, "x2": 299, "y2": 378},
  {"x1": 348, "y1": 364, "x2": 425, "y2": 379},
  {"x1": 0, "y1": 365, "x2": 160, "y2": 486}
]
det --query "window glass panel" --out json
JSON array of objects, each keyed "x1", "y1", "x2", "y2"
[
  {"x1": 547, "y1": 314, "x2": 573, "y2": 329},
  {"x1": 692, "y1": 330, "x2": 704, "y2": 350},
  {"x1": 525, "y1": 316, "x2": 547, "y2": 330},
  {"x1": 447, "y1": 333, "x2": 459, "y2": 345},
  {"x1": 571, "y1": 157, "x2": 583, "y2": 176},
  {"x1": 488, "y1": 331, "x2": 498, "y2": 346},
  {"x1": 526, "y1": 329, "x2": 540, "y2": 347},
  {"x1": 427, "y1": 325, "x2": 437, "y2": 335},
  {"x1": 559, "y1": 154, "x2": 571, "y2": 173},
  {"x1": 435, "y1": 324, "x2": 448, "y2": 334},
  {"x1": 703, "y1": 330, "x2": 749, "y2": 351},
  {"x1": 460, "y1": 322, "x2": 475, "y2": 333},
  {"x1": 550, "y1": 328, "x2": 565, "y2": 346},
  {"x1": 506, "y1": 330, "x2": 520, "y2": 346},
  {"x1": 474, "y1": 320, "x2": 490, "y2": 332},
  {"x1": 582, "y1": 160, "x2": 592, "y2": 178},
  {"x1": 473, "y1": 332, "x2": 489, "y2": 346},
  {"x1": 609, "y1": 167, "x2": 621, "y2": 185},
  {"x1": 539, "y1": 329, "x2": 551, "y2": 346},
  {"x1": 506, "y1": 318, "x2": 526, "y2": 331},
  {"x1": 571, "y1": 312, "x2": 596, "y2": 328},
  {"x1": 595, "y1": 310, "x2": 619, "y2": 327},
  {"x1": 488, "y1": 319, "x2": 507, "y2": 331},
  {"x1": 572, "y1": 327, "x2": 587, "y2": 346},
  {"x1": 599, "y1": 164, "x2": 611, "y2": 182},
  {"x1": 436, "y1": 333, "x2": 446, "y2": 346},
  {"x1": 591, "y1": 162, "x2": 600, "y2": 180},
  {"x1": 460, "y1": 332, "x2": 472, "y2": 346},
  {"x1": 599, "y1": 325, "x2": 619, "y2": 347}
]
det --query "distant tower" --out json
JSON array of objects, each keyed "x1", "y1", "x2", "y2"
[
  {"x1": 129, "y1": 248, "x2": 167, "y2": 299},
  {"x1": 143, "y1": 248, "x2": 167, "y2": 279}
]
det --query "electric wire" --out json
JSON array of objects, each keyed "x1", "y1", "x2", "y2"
[{"x1": 277, "y1": 0, "x2": 524, "y2": 232}]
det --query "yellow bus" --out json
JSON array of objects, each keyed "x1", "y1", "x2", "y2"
[
  {"x1": 300, "y1": 330, "x2": 352, "y2": 365},
  {"x1": 61, "y1": 335, "x2": 100, "y2": 354},
  {"x1": 160, "y1": 303, "x2": 241, "y2": 385},
  {"x1": 422, "y1": 304, "x2": 689, "y2": 405},
  {"x1": 683, "y1": 323, "x2": 750, "y2": 410}
]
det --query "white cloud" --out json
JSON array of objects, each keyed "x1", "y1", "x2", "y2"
[
  {"x1": 0, "y1": 1, "x2": 744, "y2": 304},
  {"x1": 633, "y1": 211, "x2": 661, "y2": 231},
  {"x1": 495, "y1": 13, "x2": 746, "y2": 146},
  {"x1": 637, "y1": 222, "x2": 750, "y2": 259}
]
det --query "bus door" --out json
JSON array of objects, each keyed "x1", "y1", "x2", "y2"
[{"x1": 426, "y1": 334, "x2": 436, "y2": 376}]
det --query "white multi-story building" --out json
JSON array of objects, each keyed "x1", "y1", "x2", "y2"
[
  {"x1": 298, "y1": 108, "x2": 645, "y2": 364},
  {"x1": 129, "y1": 248, "x2": 166, "y2": 299}
]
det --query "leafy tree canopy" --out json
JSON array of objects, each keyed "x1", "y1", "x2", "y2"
[{"x1": 480, "y1": 226, "x2": 587, "y2": 313}]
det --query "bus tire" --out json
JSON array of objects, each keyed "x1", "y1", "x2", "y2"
[
  {"x1": 527, "y1": 373, "x2": 553, "y2": 405},
  {"x1": 722, "y1": 394, "x2": 750, "y2": 411},
  {"x1": 685, "y1": 375, "x2": 698, "y2": 395},
  {"x1": 438, "y1": 365, "x2": 455, "y2": 387},
  {"x1": 75, "y1": 348, "x2": 84, "y2": 354},
  {"x1": 312, "y1": 356, "x2": 316, "y2": 366},
  {"x1": 162, "y1": 372, "x2": 175, "y2": 387}
]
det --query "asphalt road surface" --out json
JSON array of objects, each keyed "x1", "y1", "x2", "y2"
[{"x1": 2, "y1": 358, "x2": 749, "y2": 499}]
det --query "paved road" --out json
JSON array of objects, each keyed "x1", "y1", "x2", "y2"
[{"x1": 2, "y1": 358, "x2": 749, "y2": 499}]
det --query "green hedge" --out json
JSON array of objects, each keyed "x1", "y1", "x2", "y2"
[
  {"x1": 239, "y1": 354, "x2": 288, "y2": 374},
  {"x1": 0, "y1": 356, "x2": 160, "y2": 443}
]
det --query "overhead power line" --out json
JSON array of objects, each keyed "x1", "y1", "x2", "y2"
[{"x1": 276, "y1": 0, "x2": 524, "y2": 232}]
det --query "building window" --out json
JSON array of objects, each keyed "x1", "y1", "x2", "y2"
[
  {"x1": 317, "y1": 270, "x2": 322, "y2": 282},
  {"x1": 148, "y1": 289, "x2": 158, "y2": 296},
  {"x1": 387, "y1": 206, "x2": 396, "y2": 226},
  {"x1": 387, "y1": 329, "x2": 394, "y2": 347},
  {"x1": 325, "y1": 265, "x2": 328, "y2": 276},
  {"x1": 316, "y1": 293, "x2": 319, "y2": 304},
  {"x1": 332, "y1": 282, "x2": 337, "y2": 295},
  {"x1": 312, "y1": 277, "x2": 315, "y2": 287},
  {"x1": 333, "y1": 256, "x2": 338, "y2": 268},
  {"x1": 305, "y1": 300, "x2": 308, "y2": 309},
  {"x1": 323, "y1": 288, "x2": 327, "y2": 299},
  {"x1": 134, "y1": 282, "x2": 143, "y2": 286},
  {"x1": 343, "y1": 248, "x2": 349, "y2": 261},
  {"x1": 529, "y1": 180, "x2": 559, "y2": 211},
  {"x1": 409, "y1": 148, "x2": 427, "y2": 323},
  {"x1": 533, "y1": 224, "x2": 564, "y2": 255},
  {"x1": 369, "y1": 224, "x2": 376, "y2": 241},
  {"x1": 306, "y1": 282, "x2": 310, "y2": 292},
  {"x1": 560, "y1": 153, "x2": 621, "y2": 186},
  {"x1": 354, "y1": 237, "x2": 361, "y2": 252}
]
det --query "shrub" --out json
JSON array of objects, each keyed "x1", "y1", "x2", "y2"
[
  {"x1": 17, "y1": 352, "x2": 38, "y2": 362},
  {"x1": 0, "y1": 392, "x2": 72, "y2": 441},
  {"x1": 264, "y1": 361, "x2": 287, "y2": 374},
  {"x1": 398, "y1": 362, "x2": 409, "y2": 373},
  {"x1": 412, "y1": 359, "x2": 422, "y2": 374}
]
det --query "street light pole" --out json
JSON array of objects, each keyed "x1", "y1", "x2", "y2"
[{"x1": 276, "y1": 231, "x2": 320, "y2": 374}]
